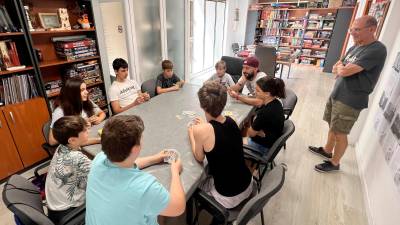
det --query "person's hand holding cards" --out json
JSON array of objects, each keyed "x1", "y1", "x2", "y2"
[{"x1": 163, "y1": 149, "x2": 180, "y2": 164}]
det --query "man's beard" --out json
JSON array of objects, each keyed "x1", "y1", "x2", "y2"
[{"x1": 244, "y1": 72, "x2": 255, "y2": 80}]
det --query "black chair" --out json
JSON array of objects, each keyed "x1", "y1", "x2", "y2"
[
  {"x1": 141, "y1": 79, "x2": 157, "y2": 98},
  {"x1": 2, "y1": 175, "x2": 85, "y2": 225},
  {"x1": 221, "y1": 56, "x2": 244, "y2": 83},
  {"x1": 255, "y1": 45, "x2": 277, "y2": 77},
  {"x1": 231, "y1": 43, "x2": 242, "y2": 56},
  {"x1": 281, "y1": 88, "x2": 298, "y2": 120},
  {"x1": 190, "y1": 165, "x2": 286, "y2": 225},
  {"x1": 244, "y1": 120, "x2": 295, "y2": 184},
  {"x1": 33, "y1": 120, "x2": 58, "y2": 177}
]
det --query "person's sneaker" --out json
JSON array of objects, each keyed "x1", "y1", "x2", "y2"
[
  {"x1": 308, "y1": 146, "x2": 332, "y2": 159},
  {"x1": 315, "y1": 160, "x2": 340, "y2": 173}
]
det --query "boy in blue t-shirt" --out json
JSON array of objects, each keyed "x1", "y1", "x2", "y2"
[{"x1": 86, "y1": 115, "x2": 185, "y2": 225}]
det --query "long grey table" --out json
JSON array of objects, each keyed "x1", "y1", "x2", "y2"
[{"x1": 84, "y1": 83, "x2": 254, "y2": 197}]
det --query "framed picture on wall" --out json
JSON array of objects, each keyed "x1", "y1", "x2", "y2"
[{"x1": 38, "y1": 13, "x2": 61, "y2": 29}]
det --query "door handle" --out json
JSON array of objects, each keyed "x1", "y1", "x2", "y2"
[{"x1": 9, "y1": 111, "x2": 15, "y2": 124}]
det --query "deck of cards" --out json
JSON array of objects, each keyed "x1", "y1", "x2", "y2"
[{"x1": 163, "y1": 149, "x2": 180, "y2": 164}]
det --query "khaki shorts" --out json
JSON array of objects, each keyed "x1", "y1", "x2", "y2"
[{"x1": 323, "y1": 98, "x2": 361, "y2": 134}]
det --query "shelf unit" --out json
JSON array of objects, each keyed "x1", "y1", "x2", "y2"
[
  {"x1": 21, "y1": 0, "x2": 109, "y2": 115},
  {"x1": 252, "y1": 6, "x2": 354, "y2": 67}
]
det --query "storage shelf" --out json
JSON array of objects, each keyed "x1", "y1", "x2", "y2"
[
  {"x1": 306, "y1": 28, "x2": 333, "y2": 31},
  {"x1": 302, "y1": 47, "x2": 328, "y2": 51},
  {"x1": 0, "y1": 32, "x2": 24, "y2": 37},
  {"x1": 0, "y1": 67, "x2": 34, "y2": 76},
  {"x1": 308, "y1": 19, "x2": 336, "y2": 22},
  {"x1": 303, "y1": 37, "x2": 330, "y2": 40},
  {"x1": 39, "y1": 56, "x2": 100, "y2": 68},
  {"x1": 31, "y1": 28, "x2": 96, "y2": 35},
  {"x1": 280, "y1": 27, "x2": 304, "y2": 30},
  {"x1": 300, "y1": 55, "x2": 326, "y2": 59},
  {"x1": 47, "y1": 81, "x2": 104, "y2": 98}
]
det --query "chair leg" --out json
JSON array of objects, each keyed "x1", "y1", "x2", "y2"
[
  {"x1": 260, "y1": 211, "x2": 265, "y2": 225},
  {"x1": 279, "y1": 65, "x2": 283, "y2": 79},
  {"x1": 283, "y1": 142, "x2": 286, "y2": 150},
  {"x1": 287, "y1": 65, "x2": 291, "y2": 79}
]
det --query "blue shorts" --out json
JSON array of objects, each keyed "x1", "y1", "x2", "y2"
[{"x1": 247, "y1": 138, "x2": 269, "y2": 155}]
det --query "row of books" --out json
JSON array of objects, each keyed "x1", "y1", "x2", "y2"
[
  {"x1": 53, "y1": 36, "x2": 97, "y2": 61},
  {"x1": 0, "y1": 74, "x2": 38, "y2": 106},
  {"x1": 304, "y1": 31, "x2": 331, "y2": 39},
  {"x1": 261, "y1": 9, "x2": 289, "y2": 20},
  {"x1": 0, "y1": 6, "x2": 18, "y2": 33},
  {"x1": 64, "y1": 60, "x2": 102, "y2": 85},
  {"x1": 0, "y1": 40, "x2": 25, "y2": 71}
]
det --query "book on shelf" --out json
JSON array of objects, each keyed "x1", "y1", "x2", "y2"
[
  {"x1": 89, "y1": 86, "x2": 107, "y2": 108},
  {"x1": 45, "y1": 80, "x2": 62, "y2": 96},
  {"x1": 0, "y1": 74, "x2": 38, "y2": 105},
  {"x1": 0, "y1": 40, "x2": 25, "y2": 71},
  {"x1": 52, "y1": 35, "x2": 98, "y2": 61},
  {"x1": 0, "y1": 6, "x2": 18, "y2": 33},
  {"x1": 64, "y1": 60, "x2": 102, "y2": 85}
]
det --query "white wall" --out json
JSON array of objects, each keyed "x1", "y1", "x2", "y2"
[
  {"x1": 354, "y1": 1, "x2": 400, "y2": 224},
  {"x1": 224, "y1": 0, "x2": 249, "y2": 56},
  {"x1": 99, "y1": 1, "x2": 129, "y2": 77}
]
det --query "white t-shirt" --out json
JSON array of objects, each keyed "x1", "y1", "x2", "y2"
[
  {"x1": 207, "y1": 73, "x2": 235, "y2": 88},
  {"x1": 108, "y1": 79, "x2": 141, "y2": 108},
  {"x1": 238, "y1": 71, "x2": 267, "y2": 95},
  {"x1": 50, "y1": 101, "x2": 102, "y2": 128},
  {"x1": 45, "y1": 144, "x2": 91, "y2": 210}
]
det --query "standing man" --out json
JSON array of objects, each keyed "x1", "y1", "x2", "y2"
[
  {"x1": 309, "y1": 16, "x2": 387, "y2": 173},
  {"x1": 228, "y1": 56, "x2": 267, "y2": 106}
]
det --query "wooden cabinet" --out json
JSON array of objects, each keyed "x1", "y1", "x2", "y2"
[
  {"x1": 2, "y1": 98, "x2": 50, "y2": 167},
  {"x1": 0, "y1": 112, "x2": 24, "y2": 180}
]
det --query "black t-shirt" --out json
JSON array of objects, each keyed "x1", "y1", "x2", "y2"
[
  {"x1": 156, "y1": 73, "x2": 180, "y2": 88},
  {"x1": 206, "y1": 116, "x2": 252, "y2": 197},
  {"x1": 251, "y1": 99, "x2": 285, "y2": 148}
]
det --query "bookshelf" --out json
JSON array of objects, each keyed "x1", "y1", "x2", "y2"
[
  {"x1": 0, "y1": 0, "x2": 110, "y2": 180},
  {"x1": 21, "y1": 0, "x2": 109, "y2": 114},
  {"x1": 0, "y1": 0, "x2": 49, "y2": 180},
  {"x1": 252, "y1": 6, "x2": 354, "y2": 67}
]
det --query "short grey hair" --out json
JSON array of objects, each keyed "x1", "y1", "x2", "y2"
[{"x1": 365, "y1": 16, "x2": 378, "y2": 27}]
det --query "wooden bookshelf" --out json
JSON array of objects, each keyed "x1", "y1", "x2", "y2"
[
  {"x1": 39, "y1": 56, "x2": 100, "y2": 68},
  {"x1": 47, "y1": 81, "x2": 104, "y2": 98},
  {"x1": 300, "y1": 55, "x2": 326, "y2": 59},
  {"x1": 0, "y1": 67, "x2": 34, "y2": 76},
  {"x1": 252, "y1": 6, "x2": 354, "y2": 67},
  {"x1": 0, "y1": 32, "x2": 24, "y2": 36},
  {"x1": 303, "y1": 37, "x2": 330, "y2": 40},
  {"x1": 31, "y1": 28, "x2": 96, "y2": 35}
]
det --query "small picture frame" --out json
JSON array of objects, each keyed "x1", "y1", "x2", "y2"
[{"x1": 38, "y1": 13, "x2": 61, "y2": 29}]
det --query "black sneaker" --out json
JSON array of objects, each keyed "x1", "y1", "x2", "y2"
[
  {"x1": 315, "y1": 160, "x2": 340, "y2": 173},
  {"x1": 308, "y1": 146, "x2": 332, "y2": 159}
]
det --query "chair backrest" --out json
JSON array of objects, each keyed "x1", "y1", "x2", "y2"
[
  {"x1": 221, "y1": 56, "x2": 244, "y2": 83},
  {"x1": 255, "y1": 45, "x2": 277, "y2": 77},
  {"x1": 42, "y1": 120, "x2": 51, "y2": 144},
  {"x1": 2, "y1": 175, "x2": 54, "y2": 225},
  {"x1": 264, "y1": 120, "x2": 295, "y2": 163},
  {"x1": 141, "y1": 79, "x2": 157, "y2": 98},
  {"x1": 236, "y1": 165, "x2": 286, "y2": 225},
  {"x1": 281, "y1": 88, "x2": 298, "y2": 120}
]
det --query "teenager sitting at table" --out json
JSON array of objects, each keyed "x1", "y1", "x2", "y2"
[
  {"x1": 49, "y1": 77, "x2": 105, "y2": 146},
  {"x1": 188, "y1": 81, "x2": 253, "y2": 224}
]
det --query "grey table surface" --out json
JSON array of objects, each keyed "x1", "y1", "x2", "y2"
[{"x1": 84, "y1": 83, "x2": 254, "y2": 197}]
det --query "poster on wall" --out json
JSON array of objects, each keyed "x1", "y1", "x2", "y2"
[{"x1": 375, "y1": 51, "x2": 400, "y2": 193}]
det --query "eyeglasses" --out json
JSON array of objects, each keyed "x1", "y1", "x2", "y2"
[{"x1": 348, "y1": 26, "x2": 371, "y2": 33}]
